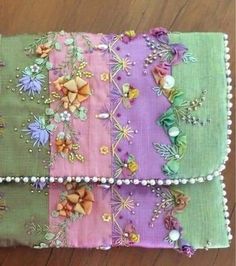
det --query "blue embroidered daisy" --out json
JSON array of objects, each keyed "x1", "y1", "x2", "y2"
[
  {"x1": 18, "y1": 65, "x2": 45, "y2": 95},
  {"x1": 24, "y1": 116, "x2": 54, "y2": 146}
]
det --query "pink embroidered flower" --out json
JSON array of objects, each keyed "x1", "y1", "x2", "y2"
[
  {"x1": 164, "y1": 215, "x2": 180, "y2": 230},
  {"x1": 170, "y1": 43, "x2": 188, "y2": 65},
  {"x1": 153, "y1": 62, "x2": 171, "y2": 81},
  {"x1": 149, "y1": 27, "x2": 169, "y2": 43}
]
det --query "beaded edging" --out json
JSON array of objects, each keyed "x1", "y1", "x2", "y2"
[{"x1": 219, "y1": 175, "x2": 232, "y2": 242}]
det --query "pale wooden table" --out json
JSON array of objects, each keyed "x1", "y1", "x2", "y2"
[{"x1": 0, "y1": 0, "x2": 235, "y2": 265}]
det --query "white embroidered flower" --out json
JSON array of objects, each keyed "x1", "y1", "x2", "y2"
[
  {"x1": 30, "y1": 64, "x2": 40, "y2": 74},
  {"x1": 60, "y1": 111, "x2": 71, "y2": 122}
]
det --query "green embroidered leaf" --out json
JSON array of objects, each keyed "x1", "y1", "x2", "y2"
[
  {"x1": 77, "y1": 53, "x2": 84, "y2": 61},
  {"x1": 127, "y1": 154, "x2": 135, "y2": 163},
  {"x1": 153, "y1": 143, "x2": 179, "y2": 160},
  {"x1": 35, "y1": 73, "x2": 46, "y2": 79},
  {"x1": 46, "y1": 61, "x2": 53, "y2": 70},
  {"x1": 35, "y1": 58, "x2": 45, "y2": 65},
  {"x1": 163, "y1": 160, "x2": 180, "y2": 177},
  {"x1": 76, "y1": 47, "x2": 84, "y2": 61},
  {"x1": 24, "y1": 67, "x2": 32, "y2": 76},
  {"x1": 44, "y1": 232, "x2": 55, "y2": 241},
  {"x1": 46, "y1": 124, "x2": 56, "y2": 132},
  {"x1": 54, "y1": 113, "x2": 61, "y2": 123},
  {"x1": 47, "y1": 40, "x2": 53, "y2": 47},
  {"x1": 45, "y1": 108, "x2": 54, "y2": 116},
  {"x1": 182, "y1": 52, "x2": 197, "y2": 63},
  {"x1": 38, "y1": 116, "x2": 46, "y2": 127},
  {"x1": 64, "y1": 38, "x2": 74, "y2": 45},
  {"x1": 73, "y1": 107, "x2": 88, "y2": 121},
  {"x1": 55, "y1": 42, "x2": 61, "y2": 51}
]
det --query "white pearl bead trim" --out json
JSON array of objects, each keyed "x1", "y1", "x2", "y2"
[
  {"x1": 0, "y1": 174, "x2": 232, "y2": 186},
  {"x1": 222, "y1": 33, "x2": 233, "y2": 174},
  {"x1": 220, "y1": 175, "x2": 232, "y2": 241}
]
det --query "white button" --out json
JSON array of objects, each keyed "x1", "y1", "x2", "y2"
[
  {"x1": 162, "y1": 75, "x2": 175, "y2": 89},
  {"x1": 169, "y1": 230, "x2": 180, "y2": 241},
  {"x1": 168, "y1": 126, "x2": 180, "y2": 137}
]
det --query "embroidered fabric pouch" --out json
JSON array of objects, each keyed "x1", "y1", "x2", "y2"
[{"x1": 0, "y1": 29, "x2": 232, "y2": 256}]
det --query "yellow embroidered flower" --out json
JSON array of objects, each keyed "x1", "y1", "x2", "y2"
[
  {"x1": 128, "y1": 87, "x2": 139, "y2": 100},
  {"x1": 128, "y1": 160, "x2": 139, "y2": 173},
  {"x1": 128, "y1": 232, "x2": 140, "y2": 243},
  {"x1": 122, "y1": 30, "x2": 136, "y2": 43},
  {"x1": 100, "y1": 146, "x2": 110, "y2": 155},
  {"x1": 124, "y1": 223, "x2": 140, "y2": 244},
  {"x1": 124, "y1": 30, "x2": 136, "y2": 38},
  {"x1": 102, "y1": 213, "x2": 112, "y2": 222},
  {"x1": 122, "y1": 83, "x2": 139, "y2": 108},
  {"x1": 100, "y1": 72, "x2": 109, "y2": 81}
]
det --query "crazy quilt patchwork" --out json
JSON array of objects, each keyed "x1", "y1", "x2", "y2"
[{"x1": 0, "y1": 28, "x2": 233, "y2": 256}]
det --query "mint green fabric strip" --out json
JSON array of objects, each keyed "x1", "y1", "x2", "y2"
[
  {"x1": 170, "y1": 33, "x2": 227, "y2": 178},
  {"x1": 0, "y1": 35, "x2": 49, "y2": 176},
  {"x1": 0, "y1": 183, "x2": 48, "y2": 247},
  {"x1": 176, "y1": 176, "x2": 229, "y2": 248}
]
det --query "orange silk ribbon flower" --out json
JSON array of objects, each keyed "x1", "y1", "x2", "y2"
[
  {"x1": 55, "y1": 138, "x2": 73, "y2": 154},
  {"x1": 54, "y1": 76, "x2": 91, "y2": 113},
  {"x1": 57, "y1": 184, "x2": 94, "y2": 218},
  {"x1": 36, "y1": 43, "x2": 52, "y2": 58}
]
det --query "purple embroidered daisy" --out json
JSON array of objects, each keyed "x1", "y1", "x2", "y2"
[
  {"x1": 24, "y1": 116, "x2": 54, "y2": 146},
  {"x1": 18, "y1": 66, "x2": 45, "y2": 95},
  {"x1": 32, "y1": 179, "x2": 48, "y2": 190},
  {"x1": 178, "y1": 239, "x2": 196, "y2": 257}
]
